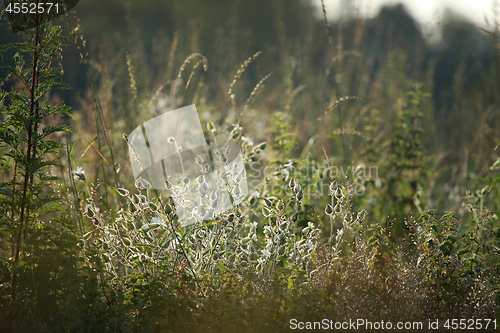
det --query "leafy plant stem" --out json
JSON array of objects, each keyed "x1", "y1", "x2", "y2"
[{"x1": 12, "y1": 19, "x2": 41, "y2": 305}]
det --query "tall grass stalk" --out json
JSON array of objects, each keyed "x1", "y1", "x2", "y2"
[
  {"x1": 321, "y1": 0, "x2": 349, "y2": 165},
  {"x1": 64, "y1": 12, "x2": 121, "y2": 206}
]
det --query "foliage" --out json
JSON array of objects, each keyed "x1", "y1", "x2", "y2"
[
  {"x1": 0, "y1": 9, "x2": 75, "y2": 332},
  {"x1": 0, "y1": 1, "x2": 499, "y2": 332}
]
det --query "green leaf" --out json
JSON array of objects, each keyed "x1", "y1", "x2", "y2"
[
  {"x1": 68, "y1": 139, "x2": 77, "y2": 156},
  {"x1": 489, "y1": 176, "x2": 500, "y2": 192},
  {"x1": 439, "y1": 238, "x2": 457, "y2": 256},
  {"x1": 0, "y1": 187, "x2": 13, "y2": 196}
]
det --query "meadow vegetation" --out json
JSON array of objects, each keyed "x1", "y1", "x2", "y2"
[{"x1": 0, "y1": 0, "x2": 499, "y2": 331}]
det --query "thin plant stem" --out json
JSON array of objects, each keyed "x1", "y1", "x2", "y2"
[{"x1": 321, "y1": 0, "x2": 349, "y2": 165}]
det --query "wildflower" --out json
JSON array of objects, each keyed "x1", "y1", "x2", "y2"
[
  {"x1": 250, "y1": 190, "x2": 260, "y2": 197},
  {"x1": 261, "y1": 249, "x2": 271, "y2": 260},
  {"x1": 241, "y1": 136, "x2": 254, "y2": 145},
  {"x1": 72, "y1": 166, "x2": 85, "y2": 181}
]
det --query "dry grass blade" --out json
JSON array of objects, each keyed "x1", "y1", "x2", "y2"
[
  {"x1": 122, "y1": 133, "x2": 145, "y2": 173},
  {"x1": 285, "y1": 85, "x2": 306, "y2": 111},
  {"x1": 321, "y1": 0, "x2": 334, "y2": 49},
  {"x1": 177, "y1": 53, "x2": 208, "y2": 79},
  {"x1": 228, "y1": 51, "x2": 262, "y2": 100},
  {"x1": 185, "y1": 59, "x2": 208, "y2": 92},
  {"x1": 172, "y1": 53, "x2": 207, "y2": 108},
  {"x1": 147, "y1": 84, "x2": 165, "y2": 110},
  {"x1": 321, "y1": 0, "x2": 349, "y2": 163},
  {"x1": 81, "y1": 137, "x2": 110, "y2": 165},
  {"x1": 243, "y1": 72, "x2": 273, "y2": 111},
  {"x1": 126, "y1": 53, "x2": 137, "y2": 102},
  {"x1": 325, "y1": 96, "x2": 363, "y2": 115},
  {"x1": 165, "y1": 32, "x2": 178, "y2": 82},
  {"x1": 322, "y1": 147, "x2": 334, "y2": 181}
]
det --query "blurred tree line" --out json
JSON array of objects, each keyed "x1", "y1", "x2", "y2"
[{"x1": 1, "y1": 1, "x2": 495, "y2": 105}]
